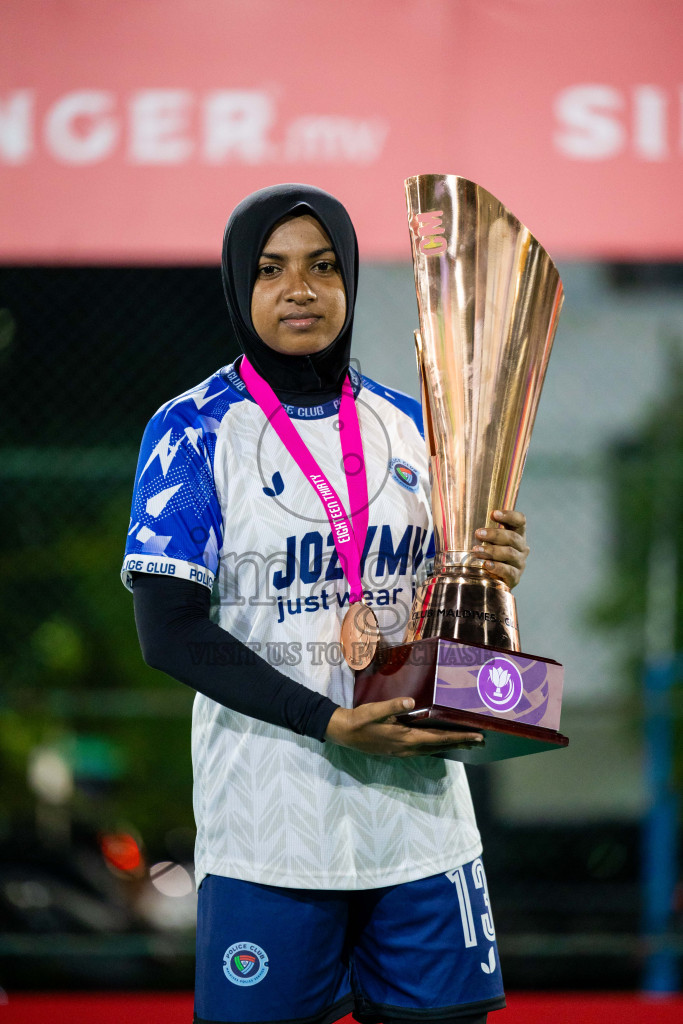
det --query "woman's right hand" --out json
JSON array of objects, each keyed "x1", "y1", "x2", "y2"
[{"x1": 325, "y1": 698, "x2": 484, "y2": 758}]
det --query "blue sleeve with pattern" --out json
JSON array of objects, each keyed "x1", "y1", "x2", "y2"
[{"x1": 121, "y1": 402, "x2": 224, "y2": 592}]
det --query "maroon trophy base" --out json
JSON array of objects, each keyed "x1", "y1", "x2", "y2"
[{"x1": 353, "y1": 637, "x2": 568, "y2": 764}]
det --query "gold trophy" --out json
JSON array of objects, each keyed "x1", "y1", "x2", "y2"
[{"x1": 354, "y1": 175, "x2": 568, "y2": 762}]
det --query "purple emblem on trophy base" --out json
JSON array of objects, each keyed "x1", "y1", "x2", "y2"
[{"x1": 477, "y1": 657, "x2": 524, "y2": 713}]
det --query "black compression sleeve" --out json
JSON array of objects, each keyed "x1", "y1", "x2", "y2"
[{"x1": 131, "y1": 573, "x2": 338, "y2": 742}]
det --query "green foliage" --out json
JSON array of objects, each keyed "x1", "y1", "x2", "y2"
[
  {"x1": 0, "y1": 482, "x2": 195, "y2": 853},
  {"x1": 591, "y1": 342, "x2": 683, "y2": 787}
]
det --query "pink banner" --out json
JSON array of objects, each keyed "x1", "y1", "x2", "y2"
[{"x1": 1, "y1": 0, "x2": 681, "y2": 262}]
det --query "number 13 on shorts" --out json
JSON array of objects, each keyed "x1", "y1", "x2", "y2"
[{"x1": 446, "y1": 857, "x2": 498, "y2": 975}]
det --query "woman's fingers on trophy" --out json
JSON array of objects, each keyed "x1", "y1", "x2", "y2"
[
  {"x1": 475, "y1": 547, "x2": 525, "y2": 587},
  {"x1": 473, "y1": 508, "x2": 530, "y2": 588},
  {"x1": 328, "y1": 700, "x2": 487, "y2": 758},
  {"x1": 372, "y1": 696, "x2": 417, "y2": 721},
  {"x1": 394, "y1": 729, "x2": 485, "y2": 757},
  {"x1": 492, "y1": 508, "x2": 527, "y2": 533},
  {"x1": 415, "y1": 729, "x2": 485, "y2": 748}
]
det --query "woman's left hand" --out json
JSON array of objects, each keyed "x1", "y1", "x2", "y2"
[{"x1": 473, "y1": 509, "x2": 529, "y2": 590}]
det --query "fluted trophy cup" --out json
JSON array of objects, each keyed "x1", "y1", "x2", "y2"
[{"x1": 353, "y1": 175, "x2": 569, "y2": 762}]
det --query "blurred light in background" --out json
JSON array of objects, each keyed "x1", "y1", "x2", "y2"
[
  {"x1": 26, "y1": 750, "x2": 73, "y2": 806},
  {"x1": 99, "y1": 832, "x2": 142, "y2": 874},
  {"x1": 149, "y1": 862, "x2": 194, "y2": 899},
  {"x1": 138, "y1": 863, "x2": 197, "y2": 930}
]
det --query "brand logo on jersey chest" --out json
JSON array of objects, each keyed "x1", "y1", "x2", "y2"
[{"x1": 263, "y1": 471, "x2": 285, "y2": 497}]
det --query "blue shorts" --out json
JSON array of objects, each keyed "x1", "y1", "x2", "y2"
[{"x1": 194, "y1": 857, "x2": 505, "y2": 1024}]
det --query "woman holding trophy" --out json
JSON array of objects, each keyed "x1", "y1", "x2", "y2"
[{"x1": 122, "y1": 184, "x2": 531, "y2": 1024}]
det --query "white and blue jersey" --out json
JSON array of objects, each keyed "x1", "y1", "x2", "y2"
[{"x1": 122, "y1": 361, "x2": 481, "y2": 890}]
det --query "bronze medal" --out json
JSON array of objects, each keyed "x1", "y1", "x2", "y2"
[{"x1": 340, "y1": 601, "x2": 380, "y2": 671}]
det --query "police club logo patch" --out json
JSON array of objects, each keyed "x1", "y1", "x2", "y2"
[
  {"x1": 389, "y1": 457, "x2": 419, "y2": 492},
  {"x1": 223, "y1": 942, "x2": 269, "y2": 986}
]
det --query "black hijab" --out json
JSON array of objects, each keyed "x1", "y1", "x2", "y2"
[{"x1": 221, "y1": 183, "x2": 359, "y2": 405}]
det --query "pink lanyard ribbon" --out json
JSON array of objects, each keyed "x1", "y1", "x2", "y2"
[{"x1": 240, "y1": 356, "x2": 369, "y2": 604}]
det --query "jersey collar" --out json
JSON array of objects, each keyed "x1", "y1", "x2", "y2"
[{"x1": 221, "y1": 358, "x2": 363, "y2": 420}]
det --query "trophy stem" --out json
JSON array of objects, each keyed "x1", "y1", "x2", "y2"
[{"x1": 405, "y1": 568, "x2": 520, "y2": 651}]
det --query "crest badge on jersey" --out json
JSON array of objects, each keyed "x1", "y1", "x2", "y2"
[
  {"x1": 389, "y1": 457, "x2": 420, "y2": 492},
  {"x1": 223, "y1": 942, "x2": 269, "y2": 986}
]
